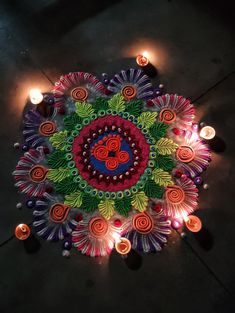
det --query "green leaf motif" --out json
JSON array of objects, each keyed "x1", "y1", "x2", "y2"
[
  {"x1": 155, "y1": 138, "x2": 178, "y2": 155},
  {"x1": 47, "y1": 167, "x2": 71, "y2": 183},
  {"x1": 108, "y1": 93, "x2": 125, "y2": 112},
  {"x1": 155, "y1": 154, "x2": 175, "y2": 171},
  {"x1": 149, "y1": 122, "x2": 169, "y2": 141},
  {"x1": 75, "y1": 101, "x2": 94, "y2": 118},
  {"x1": 152, "y1": 168, "x2": 173, "y2": 187},
  {"x1": 80, "y1": 194, "x2": 100, "y2": 213},
  {"x1": 98, "y1": 199, "x2": 115, "y2": 220},
  {"x1": 64, "y1": 191, "x2": 83, "y2": 208},
  {"x1": 64, "y1": 113, "x2": 83, "y2": 131},
  {"x1": 49, "y1": 130, "x2": 68, "y2": 151},
  {"x1": 55, "y1": 177, "x2": 80, "y2": 194},
  {"x1": 131, "y1": 191, "x2": 148, "y2": 212},
  {"x1": 47, "y1": 150, "x2": 67, "y2": 169},
  {"x1": 143, "y1": 179, "x2": 164, "y2": 199},
  {"x1": 114, "y1": 198, "x2": 132, "y2": 217},
  {"x1": 125, "y1": 99, "x2": 142, "y2": 117},
  {"x1": 137, "y1": 112, "x2": 158, "y2": 128},
  {"x1": 92, "y1": 97, "x2": 109, "y2": 112}
]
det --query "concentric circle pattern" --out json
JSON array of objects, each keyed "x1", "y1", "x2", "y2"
[{"x1": 72, "y1": 114, "x2": 150, "y2": 192}]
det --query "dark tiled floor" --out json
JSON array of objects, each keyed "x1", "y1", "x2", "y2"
[{"x1": 0, "y1": 1, "x2": 235, "y2": 312}]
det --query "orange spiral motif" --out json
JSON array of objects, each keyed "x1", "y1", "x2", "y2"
[
  {"x1": 117, "y1": 151, "x2": 129, "y2": 163},
  {"x1": 29, "y1": 165, "x2": 48, "y2": 183},
  {"x1": 121, "y1": 85, "x2": 137, "y2": 100},
  {"x1": 39, "y1": 121, "x2": 57, "y2": 136},
  {"x1": 166, "y1": 186, "x2": 185, "y2": 204},
  {"x1": 132, "y1": 212, "x2": 154, "y2": 234},
  {"x1": 105, "y1": 157, "x2": 118, "y2": 170},
  {"x1": 49, "y1": 203, "x2": 70, "y2": 223},
  {"x1": 115, "y1": 237, "x2": 131, "y2": 255},
  {"x1": 159, "y1": 108, "x2": 176, "y2": 124},
  {"x1": 71, "y1": 87, "x2": 88, "y2": 101},
  {"x1": 15, "y1": 223, "x2": 31, "y2": 240},
  {"x1": 93, "y1": 146, "x2": 109, "y2": 161},
  {"x1": 89, "y1": 217, "x2": 109, "y2": 237},
  {"x1": 176, "y1": 145, "x2": 195, "y2": 163},
  {"x1": 106, "y1": 136, "x2": 121, "y2": 152}
]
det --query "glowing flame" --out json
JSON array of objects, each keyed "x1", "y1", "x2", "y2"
[{"x1": 29, "y1": 89, "x2": 43, "y2": 104}]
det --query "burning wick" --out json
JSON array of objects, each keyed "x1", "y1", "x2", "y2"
[
  {"x1": 199, "y1": 126, "x2": 216, "y2": 140},
  {"x1": 115, "y1": 237, "x2": 131, "y2": 256},
  {"x1": 136, "y1": 51, "x2": 149, "y2": 67},
  {"x1": 29, "y1": 89, "x2": 43, "y2": 104},
  {"x1": 184, "y1": 215, "x2": 202, "y2": 233},
  {"x1": 15, "y1": 223, "x2": 31, "y2": 240}
]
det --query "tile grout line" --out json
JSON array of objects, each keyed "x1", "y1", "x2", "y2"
[
  {"x1": 192, "y1": 69, "x2": 235, "y2": 103},
  {"x1": 177, "y1": 231, "x2": 234, "y2": 297}
]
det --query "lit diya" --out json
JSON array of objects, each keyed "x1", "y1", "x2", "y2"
[
  {"x1": 15, "y1": 223, "x2": 31, "y2": 240},
  {"x1": 184, "y1": 215, "x2": 202, "y2": 232},
  {"x1": 136, "y1": 53, "x2": 149, "y2": 67},
  {"x1": 115, "y1": 237, "x2": 131, "y2": 255}
]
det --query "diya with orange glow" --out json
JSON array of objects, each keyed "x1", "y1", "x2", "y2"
[
  {"x1": 15, "y1": 223, "x2": 31, "y2": 240},
  {"x1": 136, "y1": 53, "x2": 149, "y2": 67},
  {"x1": 184, "y1": 215, "x2": 202, "y2": 232},
  {"x1": 115, "y1": 237, "x2": 131, "y2": 255}
]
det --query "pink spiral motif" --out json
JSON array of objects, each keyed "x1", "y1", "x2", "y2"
[
  {"x1": 166, "y1": 186, "x2": 185, "y2": 204},
  {"x1": 121, "y1": 85, "x2": 137, "y2": 100},
  {"x1": 89, "y1": 217, "x2": 109, "y2": 237},
  {"x1": 71, "y1": 87, "x2": 88, "y2": 101},
  {"x1": 159, "y1": 108, "x2": 176, "y2": 124},
  {"x1": 132, "y1": 212, "x2": 154, "y2": 234},
  {"x1": 49, "y1": 203, "x2": 70, "y2": 223},
  {"x1": 176, "y1": 145, "x2": 195, "y2": 163}
]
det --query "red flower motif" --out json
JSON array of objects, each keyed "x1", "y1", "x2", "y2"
[{"x1": 91, "y1": 135, "x2": 129, "y2": 170}]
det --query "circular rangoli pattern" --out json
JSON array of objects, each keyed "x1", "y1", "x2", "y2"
[{"x1": 12, "y1": 69, "x2": 212, "y2": 257}]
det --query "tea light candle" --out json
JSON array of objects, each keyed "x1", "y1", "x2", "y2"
[
  {"x1": 199, "y1": 126, "x2": 216, "y2": 140},
  {"x1": 184, "y1": 215, "x2": 202, "y2": 232},
  {"x1": 115, "y1": 237, "x2": 131, "y2": 255},
  {"x1": 136, "y1": 51, "x2": 149, "y2": 67},
  {"x1": 29, "y1": 89, "x2": 43, "y2": 104}
]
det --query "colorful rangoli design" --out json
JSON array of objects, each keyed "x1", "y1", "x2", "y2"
[{"x1": 13, "y1": 69, "x2": 211, "y2": 257}]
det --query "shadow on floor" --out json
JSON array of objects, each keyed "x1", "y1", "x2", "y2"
[
  {"x1": 193, "y1": 227, "x2": 214, "y2": 251},
  {"x1": 23, "y1": 234, "x2": 41, "y2": 254},
  {"x1": 123, "y1": 249, "x2": 143, "y2": 270},
  {"x1": 208, "y1": 135, "x2": 226, "y2": 153}
]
